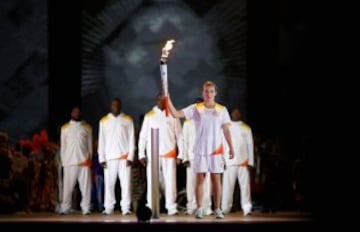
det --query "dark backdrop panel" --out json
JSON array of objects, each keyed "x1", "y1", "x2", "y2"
[{"x1": 48, "y1": 0, "x2": 81, "y2": 141}]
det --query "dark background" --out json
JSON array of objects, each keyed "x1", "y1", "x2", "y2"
[
  {"x1": 1, "y1": 0, "x2": 321, "y2": 215},
  {"x1": 0, "y1": 0, "x2": 317, "y2": 142}
]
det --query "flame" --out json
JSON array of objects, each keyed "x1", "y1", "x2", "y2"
[{"x1": 161, "y1": 39, "x2": 176, "y2": 58}]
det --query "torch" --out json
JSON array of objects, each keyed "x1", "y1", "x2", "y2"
[{"x1": 160, "y1": 39, "x2": 175, "y2": 117}]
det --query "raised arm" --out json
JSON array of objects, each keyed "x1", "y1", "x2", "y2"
[{"x1": 168, "y1": 96, "x2": 185, "y2": 118}]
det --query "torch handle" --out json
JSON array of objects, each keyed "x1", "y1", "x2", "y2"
[
  {"x1": 160, "y1": 63, "x2": 169, "y2": 116},
  {"x1": 164, "y1": 96, "x2": 169, "y2": 117}
]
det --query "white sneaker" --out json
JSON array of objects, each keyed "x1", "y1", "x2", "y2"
[
  {"x1": 185, "y1": 209, "x2": 195, "y2": 215},
  {"x1": 222, "y1": 209, "x2": 231, "y2": 214},
  {"x1": 60, "y1": 210, "x2": 70, "y2": 215},
  {"x1": 167, "y1": 208, "x2": 178, "y2": 216},
  {"x1": 243, "y1": 211, "x2": 251, "y2": 216},
  {"x1": 122, "y1": 210, "x2": 132, "y2": 215},
  {"x1": 214, "y1": 208, "x2": 224, "y2": 219},
  {"x1": 102, "y1": 209, "x2": 114, "y2": 215},
  {"x1": 195, "y1": 208, "x2": 203, "y2": 219},
  {"x1": 82, "y1": 210, "x2": 91, "y2": 215},
  {"x1": 204, "y1": 208, "x2": 213, "y2": 215}
]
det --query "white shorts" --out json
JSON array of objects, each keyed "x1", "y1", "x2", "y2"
[{"x1": 193, "y1": 154, "x2": 225, "y2": 173}]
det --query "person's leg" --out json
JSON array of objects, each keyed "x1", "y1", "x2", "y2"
[
  {"x1": 203, "y1": 173, "x2": 213, "y2": 215},
  {"x1": 211, "y1": 172, "x2": 225, "y2": 219},
  {"x1": 60, "y1": 166, "x2": 78, "y2": 214},
  {"x1": 195, "y1": 173, "x2": 206, "y2": 218},
  {"x1": 238, "y1": 166, "x2": 252, "y2": 215},
  {"x1": 118, "y1": 159, "x2": 131, "y2": 214},
  {"x1": 211, "y1": 173, "x2": 222, "y2": 209},
  {"x1": 194, "y1": 154, "x2": 208, "y2": 218},
  {"x1": 103, "y1": 159, "x2": 119, "y2": 214},
  {"x1": 221, "y1": 166, "x2": 237, "y2": 214},
  {"x1": 208, "y1": 154, "x2": 225, "y2": 218},
  {"x1": 146, "y1": 161, "x2": 152, "y2": 209},
  {"x1": 78, "y1": 166, "x2": 91, "y2": 214},
  {"x1": 96, "y1": 175, "x2": 104, "y2": 210},
  {"x1": 186, "y1": 159, "x2": 196, "y2": 214},
  {"x1": 163, "y1": 158, "x2": 177, "y2": 215}
]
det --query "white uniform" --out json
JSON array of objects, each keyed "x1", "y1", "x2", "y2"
[
  {"x1": 138, "y1": 106, "x2": 182, "y2": 215},
  {"x1": 183, "y1": 102, "x2": 231, "y2": 173},
  {"x1": 98, "y1": 113, "x2": 135, "y2": 214},
  {"x1": 221, "y1": 120, "x2": 254, "y2": 215},
  {"x1": 183, "y1": 119, "x2": 213, "y2": 215},
  {"x1": 60, "y1": 120, "x2": 92, "y2": 214}
]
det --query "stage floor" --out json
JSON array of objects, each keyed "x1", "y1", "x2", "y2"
[
  {"x1": 0, "y1": 211, "x2": 311, "y2": 223},
  {"x1": 0, "y1": 211, "x2": 316, "y2": 231}
]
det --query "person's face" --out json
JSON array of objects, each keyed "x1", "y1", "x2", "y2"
[
  {"x1": 111, "y1": 100, "x2": 121, "y2": 115},
  {"x1": 156, "y1": 95, "x2": 164, "y2": 110},
  {"x1": 231, "y1": 108, "x2": 241, "y2": 121},
  {"x1": 71, "y1": 107, "x2": 81, "y2": 121},
  {"x1": 202, "y1": 86, "x2": 217, "y2": 103}
]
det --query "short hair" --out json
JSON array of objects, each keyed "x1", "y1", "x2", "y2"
[
  {"x1": 111, "y1": 98, "x2": 122, "y2": 104},
  {"x1": 231, "y1": 107, "x2": 241, "y2": 113},
  {"x1": 203, "y1": 80, "x2": 218, "y2": 92},
  {"x1": 71, "y1": 106, "x2": 81, "y2": 111}
]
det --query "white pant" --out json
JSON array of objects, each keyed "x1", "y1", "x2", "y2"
[
  {"x1": 186, "y1": 159, "x2": 212, "y2": 214},
  {"x1": 221, "y1": 166, "x2": 252, "y2": 214},
  {"x1": 61, "y1": 165, "x2": 91, "y2": 212},
  {"x1": 103, "y1": 159, "x2": 131, "y2": 212},
  {"x1": 146, "y1": 157, "x2": 177, "y2": 214}
]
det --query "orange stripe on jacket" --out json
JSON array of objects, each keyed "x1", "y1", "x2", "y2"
[
  {"x1": 211, "y1": 144, "x2": 223, "y2": 155},
  {"x1": 162, "y1": 147, "x2": 177, "y2": 158},
  {"x1": 79, "y1": 158, "x2": 92, "y2": 167},
  {"x1": 118, "y1": 153, "x2": 129, "y2": 160},
  {"x1": 239, "y1": 159, "x2": 248, "y2": 167}
]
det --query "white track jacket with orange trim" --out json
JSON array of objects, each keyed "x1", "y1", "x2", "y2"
[
  {"x1": 60, "y1": 120, "x2": 92, "y2": 167},
  {"x1": 98, "y1": 113, "x2": 135, "y2": 163},
  {"x1": 138, "y1": 106, "x2": 183, "y2": 160},
  {"x1": 182, "y1": 119, "x2": 196, "y2": 162},
  {"x1": 223, "y1": 120, "x2": 254, "y2": 167}
]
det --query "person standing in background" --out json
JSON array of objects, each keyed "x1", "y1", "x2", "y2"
[
  {"x1": 221, "y1": 108, "x2": 254, "y2": 216},
  {"x1": 138, "y1": 93, "x2": 183, "y2": 216},
  {"x1": 98, "y1": 98, "x2": 135, "y2": 215},
  {"x1": 60, "y1": 107, "x2": 92, "y2": 215}
]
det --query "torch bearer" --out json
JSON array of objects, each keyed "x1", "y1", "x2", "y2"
[{"x1": 160, "y1": 39, "x2": 175, "y2": 117}]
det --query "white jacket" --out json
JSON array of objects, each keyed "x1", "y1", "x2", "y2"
[
  {"x1": 98, "y1": 113, "x2": 135, "y2": 163},
  {"x1": 60, "y1": 120, "x2": 92, "y2": 167},
  {"x1": 224, "y1": 121, "x2": 254, "y2": 167},
  {"x1": 138, "y1": 106, "x2": 183, "y2": 161},
  {"x1": 182, "y1": 119, "x2": 196, "y2": 161}
]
